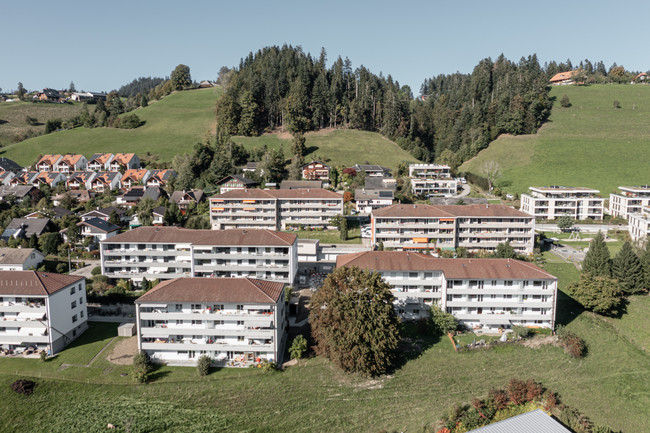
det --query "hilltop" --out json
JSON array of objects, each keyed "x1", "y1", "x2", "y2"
[
  {"x1": 0, "y1": 101, "x2": 86, "y2": 146},
  {"x1": 460, "y1": 84, "x2": 650, "y2": 195},
  {"x1": 0, "y1": 87, "x2": 222, "y2": 166}
]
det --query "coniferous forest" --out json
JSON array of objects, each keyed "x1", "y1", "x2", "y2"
[{"x1": 216, "y1": 45, "x2": 556, "y2": 166}]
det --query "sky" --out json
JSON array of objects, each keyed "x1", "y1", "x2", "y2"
[{"x1": 2, "y1": 0, "x2": 650, "y2": 95}]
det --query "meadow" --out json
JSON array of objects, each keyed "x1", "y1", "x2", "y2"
[{"x1": 460, "y1": 84, "x2": 650, "y2": 196}]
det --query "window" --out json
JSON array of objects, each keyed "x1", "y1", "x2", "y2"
[
  {"x1": 491, "y1": 280, "x2": 497, "y2": 287},
  {"x1": 237, "y1": 320, "x2": 244, "y2": 326},
  {"x1": 71, "y1": 301, "x2": 76, "y2": 309},
  {"x1": 236, "y1": 305, "x2": 244, "y2": 311},
  {"x1": 80, "y1": 311, "x2": 84, "y2": 318},
  {"x1": 191, "y1": 320, "x2": 201, "y2": 325},
  {"x1": 79, "y1": 297, "x2": 84, "y2": 305},
  {"x1": 413, "y1": 309, "x2": 419, "y2": 315},
  {"x1": 191, "y1": 304, "x2": 201, "y2": 310},
  {"x1": 409, "y1": 272, "x2": 418, "y2": 278},
  {"x1": 70, "y1": 287, "x2": 76, "y2": 295},
  {"x1": 72, "y1": 314, "x2": 78, "y2": 323},
  {"x1": 505, "y1": 281, "x2": 513, "y2": 286},
  {"x1": 175, "y1": 304, "x2": 182, "y2": 311},
  {"x1": 504, "y1": 294, "x2": 512, "y2": 299},
  {"x1": 176, "y1": 320, "x2": 184, "y2": 325},
  {"x1": 237, "y1": 336, "x2": 244, "y2": 342}
]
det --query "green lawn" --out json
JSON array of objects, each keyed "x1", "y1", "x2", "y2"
[
  {"x1": 1, "y1": 268, "x2": 648, "y2": 432},
  {"x1": 602, "y1": 295, "x2": 650, "y2": 354},
  {"x1": 233, "y1": 129, "x2": 419, "y2": 172},
  {"x1": 0, "y1": 88, "x2": 222, "y2": 166},
  {"x1": 461, "y1": 84, "x2": 650, "y2": 196},
  {"x1": 288, "y1": 227, "x2": 362, "y2": 244}
]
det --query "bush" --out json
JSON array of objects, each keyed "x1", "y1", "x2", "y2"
[
  {"x1": 556, "y1": 326, "x2": 587, "y2": 358},
  {"x1": 55, "y1": 262, "x2": 69, "y2": 274},
  {"x1": 118, "y1": 113, "x2": 144, "y2": 129},
  {"x1": 488, "y1": 388, "x2": 509, "y2": 410},
  {"x1": 507, "y1": 378, "x2": 528, "y2": 405},
  {"x1": 260, "y1": 359, "x2": 277, "y2": 373},
  {"x1": 91, "y1": 266, "x2": 102, "y2": 276},
  {"x1": 289, "y1": 335, "x2": 308, "y2": 360},
  {"x1": 39, "y1": 351, "x2": 47, "y2": 362},
  {"x1": 196, "y1": 355, "x2": 212, "y2": 377},
  {"x1": 45, "y1": 119, "x2": 62, "y2": 134},
  {"x1": 512, "y1": 326, "x2": 530, "y2": 338},
  {"x1": 132, "y1": 352, "x2": 152, "y2": 383},
  {"x1": 560, "y1": 94, "x2": 571, "y2": 108},
  {"x1": 25, "y1": 116, "x2": 38, "y2": 126},
  {"x1": 430, "y1": 306, "x2": 458, "y2": 335}
]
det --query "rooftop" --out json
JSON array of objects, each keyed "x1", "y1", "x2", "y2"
[
  {"x1": 467, "y1": 409, "x2": 571, "y2": 433},
  {"x1": 0, "y1": 248, "x2": 42, "y2": 265},
  {"x1": 136, "y1": 278, "x2": 285, "y2": 304},
  {"x1": 211, "y1": 188, "x2": 342, "y2": 200},
  {"x1": 0, "y1": 271, "x2": 84, "y2": 296},
  {"x1": 103, "y1": 226, "x2": 297, "y2": 246}
]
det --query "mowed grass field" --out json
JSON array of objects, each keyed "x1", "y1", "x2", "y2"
[
  {"x1": 461, "y1": 84, "x2": 650, "y2": 195},
  {"x1": 0, "y1": 100, "x2": 86, "y2": 146},
  {"x1": 0, "y1": 87, "x2": 222, "y2": 166},
  {"x1": 233, "y1": 129, "x2": 419, "y2": 171},
  {"x1": 1, "y1": 266, "x2": 649, "y2": 432}
]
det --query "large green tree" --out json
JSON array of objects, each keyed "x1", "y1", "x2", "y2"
[
  {"x1": 640, "y1": 240, "x2": 650, "y2": 291},
  {"x1": 171, "y1": 64, "x2": 192, "y2": 90},
  {"x1": 612, "y1": 241, "x2": 645, "y2": 295},
  {"x1": 309, "y1": 266, "x2": 400, "y2": 376},
  {"x1": 569, "y1": 274, "x2": 624, "y2": 316},
  {"x1": 582, "y1": 231, "x2": 611, "y2": 277}
]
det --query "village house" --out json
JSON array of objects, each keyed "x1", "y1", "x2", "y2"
[
  {"x1": 81, "y1": 206, "x2": 128, "y2": 224},
  {"x1": 0, "y1": 248, "x2": 44, "y2": 271},
  {"x1": 0, "y1": 171, "x2": 15, "y2": 186},
  {"x1": 54, "y1": 154, "x2": 87, "y2": 173},
  {"x1": 549, "y1": 70, "x2": 579, "y2": 85},
  {"x1": 349, "y1": 164, "x2": 392, "y2": 178},
  {"x1": 109, "y1": 153, "x2": 140, "y2": 171},
  {"x1": 36, "y1": 155, "x2": 63, "y2": 172},
  {"x1": 301, "y1": 161, "x2": 330, "y2": 181},
  {"x1": 1, "y1": 218, "x2": 52, "y2": 242},
  {"x1": 120, "y1": 169, "x2": 151, "y2": 190},
  {"x1": 130, "y1": 206, "x2": 166, "y2": 228},
  {"x1": 9, "y1": 172, "x2": 39, "y2": 187},
  {"x1": 355, "y1": 189, "x2": 394, "y2": 214},
  {"x1": 76, "y1": 218, "x2": 120, "y2": 244},
  {"x1": 0, "y1": 158, "x2": 23, "y2": 173},
  {"x1": 169, "y1": 190, "x2": 204, "y2": 211},
  {"x1": 216, "y1": 175, "x2": 257, "y2": 194},
  {"x1": 89, "y1": 172, "x2": 122, "y2": 193},
  {"x1": 87, "y1": 153, "x2": 115, "y2": 171},
  {"x1": 32, "y1": 172, "x2": 67, "y2": 189},
  {"x1": 0, "y1": 185, "x2": 40, "y2": 203},
  {"x1": 117, "y1": 186, "x2": 165, "y2": 208},
  {"x1": 146, "y1": 169, "x2": 175, "y2": 188},
  {"x1": 52, "y1": 190, "x2": 93, "y2": 206},
  {"x1": 65, "y1": 172, "x2": 97, "y2": 190}
]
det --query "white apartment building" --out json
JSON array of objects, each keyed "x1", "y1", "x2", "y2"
[
  {"x1": 609, "y1": 186, "x2": 650, "y2": 220},
  {"x1": 100, "y1": 227, "x2": 298, "y2": 285},
  {"x1": 409, "y1": 164, "x2": 458, "y2": 197},
  {"x1": 0, "y1": 271, "x2": 87, "y2": 355},
  {"x1": 520, "y1": 186, "x2": 604, "y2": 220},
  {"x1": 336, "y1": 251, "x2": 557, "y2": 329},
  {"x1": 628, "y1": 206, "x2": 650, "y2": 243},
  {"x1": 372, "y1": 204, "x2": 535, "y2": 254},
  {"x1": 135, "y1": 278, "x2": 287, "y2": 366},
  {"x1": 210, "y1": 188, "x2": 343, "y2": 230},
  {"x1": 354, "y1": 189, "x2": 394, "y2": 214}
]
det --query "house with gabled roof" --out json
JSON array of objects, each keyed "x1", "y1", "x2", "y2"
[
  {"x1": 52, "y1": 190, "x2": 93, "y2": 206},
  {"x1": 81, "y1": 206, "x2": 128, "y2": 224},
  {"x1": 549, "y1": 70, "x2": 579, "y2": 85},
  {"x1": 301, "y1": 160, "x2": 330, "y2": 181},
  {"x1": 25, "y1": 207, "x2": 74, "y2": 220},
  {"x1": 65, "y1": 171, "x2": 97, "y2": 190},
  {"x1": 130, "y1": 206, "x2": 167, "y2": 227},
  {"x1": 1, "y1": 218, "x2": 52, "y2": 241},
  {"x1": 54, "y1": 154, "x2": 87, "y2": 173},
  {"x1": 216, "y1": 174, "x2": 257, "y2": 193},
  {"x1": 36, "y1": 155, "x2": 63, "y2": 172},
  {"x1": 169, "y1": 189, "x2": 204, "y2": 211},
  {"x1": 120, "y1": 169, "x2": 151, "y2": 190},
  {"x1": 32, "y1": 172, "x2": 67, "y2": 188},
  {"x1": 0, "y1": 185, "x2": 40, "y2": 203},
  {"x1": 350, "y1": 163, "x2": 392, "y2": 178},
  {"x1": 77, "y1": 218, "x2": 120, "y2": 243},
  {"x1": 0, "y1": 158, "x2": 23, "y2": 173},
  {"x1": 0, "y1": 171, "x2": 16, "y2": 186},
  {"x1": 0, "y1": 248, "x2": 44, "y2": 271},
  {"x1": 89, "y1": 172, "x2": 122, "y2": 193},
  {"x1": 87, "y1": 153, "x2": 115, "y2": 171},
  {"x1": 146, "y1": 169, "x2": 175, "y2": 188},
  {"x1": 9, "y1": 172, "x2": 39, "y2": 186},
  {"x1": 36, "y1": 88, "x2": 61, "y2": 101},
  {"x1": 109, "y1": 153, "x2": 140, "y2": 171}
]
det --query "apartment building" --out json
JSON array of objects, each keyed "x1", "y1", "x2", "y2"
[
  {"x1": 409, "y1": 164, "x2": 458, "y2": 197},
  {"x1": 100, "y1": 227, "x2": 298, "y2": 285},
  {"x1": 628, "y1": 206, "x2": 650, "y2": 242},
  {"x1": 609, "y1": 186, "x2": 650, "y2": 220},
  {"x1": 210, "y1": 188, "x2": 343, "y2": 230},
  {"x1": 372, "y1": 204, "x2": 535, "y2": 254},
  {"x1": 355, "y1": 189, "x2": 394, "y2": 214},
  {"x1": 135, "y1": 277, "x2": 286, "y2": 367},
  {"x1": 520, "y1": 186, "x2": 604, "y2": 220},
  {"x1": 336, "y1": 251, "x2": 557, "y2": 329},
  {"x1": 0, "y1": 271, "x2": 87, "y2": 355}
]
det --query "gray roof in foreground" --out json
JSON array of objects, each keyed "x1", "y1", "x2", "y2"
[{"x1": 468, "y1": 409, "x2": 571, "y2": 433}]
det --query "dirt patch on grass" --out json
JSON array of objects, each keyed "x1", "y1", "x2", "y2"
[
  {"x1": 106, "y1": 336, "x2": 138, "y2": 365},
  {"x1": 522, "y1": 335, "x2": 556, "y2": 348}
]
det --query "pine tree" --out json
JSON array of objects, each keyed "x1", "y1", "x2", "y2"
[
  {"x1": 582, "y1": 231, "x2": 611, "y2": 277},
  {"x1": 141, "y1": 94, "x2": 148, "y2": 107},
  {"x1": 612, "y1": 241, "x2": 645, "y2": 295},
  {"x1": 640, "y1": 240, "x2": 650, "y2": 291},
  {"x1": 340, "y1": 217, "x2": 348, "y2": 241}
]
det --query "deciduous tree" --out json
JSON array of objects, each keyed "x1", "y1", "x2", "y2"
[
  {"x1": 568, "y1": 274, "x2": 624, "y2": 316},
  {"x1": 171, "y1": 64, "x2": 192, "y2": 90}
]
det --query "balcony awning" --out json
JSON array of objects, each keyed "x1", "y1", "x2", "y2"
[
  {"x1": 139, "y1": 303, "x2": 165, "y2": 308},
  {"x1": 480, "y1": 317, "x2": 512, "y2": 325},
  {"x1": 412, "y1": 237, "x2": 428, "y2": 243}
]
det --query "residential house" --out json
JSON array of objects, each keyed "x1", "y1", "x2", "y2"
[
  {"x1": 216, "y1": 175, "x2": 257, "y2": 194},
  {"x1": 210, "y1": 188, "x2": 344, "y2": 231},
  {"x1": 134, "y1": 277, "x2": 287, "y2": 367},
  {"x1": 89, "y1": 172, "x2": 122, "y2": 192},
  {"x1": 466, "y1": 409, "x2": 571, "y2": 433},
  {"x1": 372, "y1": 204, "x2": 535, "y2": 254},
  {"x1": 0, "y1": 271, "x2": 88, "y2": 355},
  {"x1": 409, "y1": 164, "x2": 458, "y2": 197},
  {"x1": 117, "y1": 186, "x2": 165, "y2": 208},
  {"x1": 70, "y1": 92, "x2": 107, "y2": 102},
  {"x1": 609, "y1": 186, "x2": 650, "y2": 220},
  {"x1": 36, "y1": 155, "x2": 63, "y2": 172},
  {"x1": 109, "y1": 153, "x2": 140, "y2": 171},
  {"x1": 87, "y1": 153, "x2": 115, "y2": 171},
  {"x1": 77, "y1": 218, "x2": 120, "y2": 244},
  {"x1": 146, "y1": 169, "x2": 175, "y2": 188},
  {"x1": 32, "y1": 172, "x2": 67, "y2": 189},
  {"x1": 280, "y1": 180, "x2": 322, "y2": 190},
  {"x1": 25, "y1": 207, "x2": 73, "y2": 220},
  {"x1": 100, "y1": 227, "x2": 298, "y2": 285},
  {"x1": 242, "y1": 162, "x2": 259, "y2": 174},
  {"x1": 355, "y1": 189, "x2": 394, "y2": 214},
  {"x1": 120, "y1": 169, "x2": 151, "y2": 190},
  {"x1": 1, "y1": 218, "x2": 52, "y2": 242},
  {"x1": 520, "y1": 186, "x2": 604, "y2": 220},
  {"x1": 36, "y1": 88, "x2": 61, "y2": 101},
  {"x1": 0, "y1": 185, "x2": 40, "y2": 204},
  {"x1": 337, "y1": 251, "x2": 557, "y2": 328},
  {"x1": 635, "y1": 72, "x2": 648, "y2": 82},
  {"x1": 169, "y1": 190, "x2": 204, "y2": 212},
  {"x1": 81, "y1": 207, "x2": 128, "y2": 224},
  {"x1": 364, "y1": 177, "x2": 397, "y2": 190},
  {"x1": 0, "y1": 171, "x2": 15, "y2": 186},
  {"x1": 9, "y1": 172, "x2": 39, "y2": 186},
  {"x1": 54, "y1": 154, "x2": 87, "y2": 173},
  {"x1": 350, "y1": 164, "x2": 392, "y2": 178},
  {"x1": 549, "y1": 70, "x2": 578, "y2": 85},
  {"x1": 52, "y1": 190, "x2": 93, "y2": 206},
  {"x1": 130, "y1": 206, "x2": 166, "y2": 227},
  {"x1": 198, "y1": 80, "x2": 215, "y2": 88},
  {"x1": 65, "y1": 171, "x2": 96, "y2": 190},
  {"x1": 301, "y1": 161, "x2": 330, "y2": 181},
  {"x1": 0, "y1": 248, "x2": 44, "y2": 271},
  {"x1": 0, "y1": 158, "x2": 23, "y2": 173}
]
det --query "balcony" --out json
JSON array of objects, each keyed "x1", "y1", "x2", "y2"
[{"x1": 141, "y1": 342, "x2": 274, "y2": 351}]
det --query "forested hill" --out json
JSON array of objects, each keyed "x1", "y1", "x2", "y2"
[{"x1": 215, "y1": 46, "x2": 552, "y2": 166}]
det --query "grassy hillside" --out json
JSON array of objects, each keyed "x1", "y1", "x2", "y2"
[
  {"x1": 233, "y1": 129, "x2": 420, "y2": 170},
  {"x1": 0, "y1": 101, "x2": 86, "y2": 146},
  {"x1": 460, "y1": 84, "x2": 650, "y2": 195},
  {"x1": 0, "y1": 87, "x2": 222, "y2": 166}
]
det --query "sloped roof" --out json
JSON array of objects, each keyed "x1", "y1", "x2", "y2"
[
  {"x1": 0, "y1": 158, "x2": 23, "y2": 172},
  {"x1": 148, "y1": 169, "x2": 175, "y2": 182},
  {"x1": 93, "y1": 171, "x2": 120, "y2": 184},
  {"x1": 467, "y1": 409, "x2": 570, "y2": 433},
  {"x1": 372, "y1": 204, "x2": 530, "y2": 218},
  {"x1": 211, "y1": 188, "x2": 342, "y2": 200},
  {"x1": 67, "y1": 171, "x2": 95, "y2": 183},
  {"x1": 89, "y1": 153, "x2": 114, "y2": 164},
  {"x1": 5, "y1": 218, "x2": 50, "y2": 235},
  {"x1": 122, "y1": 169, "x2": 149, "y2": 182},
  {"x1": 103, "y1": 226, "x2": 296, "y2": 246},
  {"x1": 78, "y1": 217, "x2": 120, "y2": 233},
  {"x1": 0, "y1": 271, "x2": 84, "y2": 296},
  {"x1": 0, "y1": 185, "x2": 36, "y2": 198},
  {"x1": 217, "y1": 174, "x2": 257, "y2": 186},
  {"x1": 372, "y1": 204, "x2": 455, "y2": 218},
  {"x1": 170, "y1": 190, "x2": 204, "y2": 204},
  {"x1": 0, "y1": 248, "x2": 43, "y2": 265},
  {"x1": 112, "y1": 153, "x2": 137, "y2": 165},
  {"x1": 36, "y1": 154, "x2": 62, "y2": 166},
  {"x1": 136, "y1": 278, "x2": 284, "y2": 304},
  {"x1": 60, "y1": 154, "x2": 85, "y2": 166},
  {"x1": 549, "y1": 70, "x2": 578, "y2": 82}
]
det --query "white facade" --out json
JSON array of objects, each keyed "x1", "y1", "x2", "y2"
[
  {"x1": 135, "y1": 278, "x2": 286, "y2": 367},
  {"x1": 355, "y1": 189, "x2": 394, "y2": 214},
  {"x1": 337, "y1": 252, "x2": 557, "y2": 330},
  {"x1": 0, "y1": 248, "x2": 44, "y2": 270},
  {"x1": 520, "y1": 186, "x2": 604, "y2": 220},
  {"x1": 409, "y1": 164, "x2": 458, "y2": 197},
  {"x1": 628, "y1": 206, "x2": 650, "y2": 242},
  {"x1": 0, "y1": 272, "x2": 87, "y2": 355},
  {"x1": 609, "y1": 186, "x2": 650, "y2": 220}
]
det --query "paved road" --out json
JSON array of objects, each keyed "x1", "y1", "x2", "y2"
[{"x1": 70, "y1": 260, "x2": 100, "y2": 279}]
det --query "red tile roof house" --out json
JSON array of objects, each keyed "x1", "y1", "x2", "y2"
[
  {"x1": 65, "y1": 171, "x2": 97, "y2": 190},
  {"x1": 549, "y1": 70, "x2": 579, "y2": 85},
  {"x1": 109, "y1": 153, "x2": 140, "y2": 171},
  {"x1": 120, "y1": 169, "x2": 152, "y2": 190},
  {"x1": 87, "y1": 153, "x2": 115, "y2": 171},
  {"x1": 53, "y1": 154, "x2": 88, "y2": 173},
  {"x1": 0, "y1": 271, "x2": 88, "y2": 356},
  {"x1": 146, "y1": 169, "x2": 176, "y2": 187},
  {"x1": 36, "y1": 155, "x2": 63, "y2": 172},
  {"x1": 89, "y1": 172, "x2": 122, "y2": 193},
  {"x1": 32, "y1": 172, "x2": 67, "y2": 188},
  {"x1": 9, "y1": 172, "x2": 39, "y2": 186}
]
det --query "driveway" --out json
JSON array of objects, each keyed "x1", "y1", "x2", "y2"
[{"x1": 70, "y1": 260, "x2": 100, "y2": 279}]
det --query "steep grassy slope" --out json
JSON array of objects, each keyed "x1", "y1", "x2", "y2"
[
  {"x1": 460, "y1": 84, "x2": 650, "y2": 195},
  {"x1": 0, "y1": 87, "x2": 222, "y2": 166}
]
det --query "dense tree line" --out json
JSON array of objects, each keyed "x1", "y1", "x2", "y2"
[{"x1": 116, "y1": 76, "x2": 166, "y2": 98}]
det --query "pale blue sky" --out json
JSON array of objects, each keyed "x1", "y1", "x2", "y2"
[{"x1": 2, "y1": 0, "x2": 649, "y2": 94}]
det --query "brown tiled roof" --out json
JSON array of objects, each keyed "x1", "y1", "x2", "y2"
[
  {"x1": 122, "y1": 169, "x2": 149, "y2": 181},
  {"x1": 60, "y1": 154, "x2": 84, "y2": 166},
  {"x1": 0, "y1": 271, "x2": 84, "y2": 296},
  {"x1": 136, "y1": 278, "x2": 284, "y2": 304},
  {"x1": 36, "y1": 154, "x2": 62, "y2": 166},
  {"x1": 113, "y1": 153, "x2": 136, "y2": 165},
  {"x1": 549, "y1": 71, "x2": 578, "y2": 82},
  {"x1": 336, "y1": 251, "x2": 555, "y2": 280},
  {"x1": 103, "y1": 227, "x2": 297, "y2": 246},
  {"x1": 211, "y1": 188, "x2": 342, "y2": 200},
  {"x1": 372, "y1": 204, "x2": 530, "y2": 218},
  {"x1": 90, "y1": 153, "x2": 113, "y2": 164}
]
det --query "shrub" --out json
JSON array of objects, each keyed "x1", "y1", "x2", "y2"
[
  {"x1": 556, "y1": 326, "x2": 587, "y2": 358},
  {"x1": 260, "y1": 359, "x2": 277, "y2": 373},
  {"x1": 91, "y1": 266, "x2": 102, "y2": 276},
  {"x1": 118, "y1": 113, "x2": 144, "y2": 129},
  {"x1": 55, "y1": 262, "x2": 69, "y2": 274},
  {"x1": 560, "y1": 94, "x2": 571, "y2": 108},
  {"x1": 512, "y1": 326, "x2": 530, "y2": 338},
  {"x1": 39, "y1": 351, "x2": 47, "y2": 362},
  {"x1": 488, "y1": 388, "x2": 508, "y2": 410},
  {"x1": 289, "y1": 335, "x2": 308, "y2": 360},
  {"x1": 507, "y1": 378, "x2": 528, "y2": 405},
  {"x1": 543, "y1": 390, "x2": 558, "y2": 411},
  {"x1": 430, "y1": 306, "x2": 458, "y2": 335},
  {"x1": 525, "y1": 379, "x2": 543, "y2": 401},
  {"x1": 25, "y1": 116, "x2": 38, "y2": 126},
  {"x1": 196, "y1": 355, "x2": 212, "y2": 377},
  {"x1": 132, "y1": 352, "x2": 152, "y2": 383}
]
